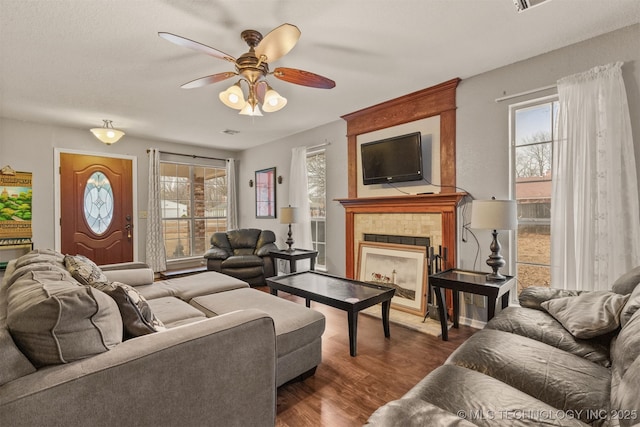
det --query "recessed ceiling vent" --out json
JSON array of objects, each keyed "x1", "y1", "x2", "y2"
[
  {"x1": 221, "y1": 129, "x2": 240, "y2": 135},
  {"x1": 513, "y1": 0, "x2": 549, "y2": 12}
]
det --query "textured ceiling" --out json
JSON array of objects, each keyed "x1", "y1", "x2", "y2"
[{"x1": 0, "y1": 0, "x2": 638, "y2": 151}]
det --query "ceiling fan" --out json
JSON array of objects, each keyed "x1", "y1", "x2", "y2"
[{"x1": 159, "y1": 23, "x2": 335, "y2": 116}]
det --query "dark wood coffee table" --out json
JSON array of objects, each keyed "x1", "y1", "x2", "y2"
[{"x1": 266, "y1": 270, "x2": 395, "y2": 357}]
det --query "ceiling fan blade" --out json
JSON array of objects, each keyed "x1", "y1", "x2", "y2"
[
  {"x1": 273, "y1": 67, "x2": 336, "y2": 89},
  {"x1": 158, "y1": 32, "x2": 236, "y2": 62},
  {"x1": 255, "y1": 24, "x2": 301, "y2": 63},
  {"x1": 180, "y1": 72, "x2": 237, "y2": 89}
]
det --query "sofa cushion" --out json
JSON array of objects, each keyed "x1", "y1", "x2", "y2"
[
  {"x1": 6, "y1": 270, "x2": 122, "y2": 367},
  {"x1": 403, "y1": 365, "x2": 588, "y2": 427},
  {"x1": 101, "y1": 262, "x2": 155, "y2": 286},
  {"x1": 14, "y1": 248, "x2": 65, "y2": 269},
  {"x1": 486, "y1": 306, "x2": 612, "y2": 367},
  {"x1": 621, "y1": 282, "x2": 640, "y2": 328},
  {"x1": 612, "y1": 265, "x2": 640, "y2": 295},
  {"x1": 135, "y1": 271, "x2": 250, "y2": 302},
  {"x1": 611, "y1": 308, "x2": 640, "y2": 378},
  {"x1": 64, "y1": 254, "x2": 109, "y2": 288},
  {"x1": 155, "y1": 271, "x2": 249, "y2": 301},
  {"x1": 0, "y1": 327, "x2": 36, "y2": 386},
  {"x1": 221, "y1": 265, "x2": 264, "y2": 280},
  {"x1": 518, "y1": 286, "x2": 582, "y2": 310},
  {"x1": 103, "y1": 282, "x2": 166, "y2": 338},
  {"x1": 227, "y1": 228, "x2": 260, "y2": 252},
  {"x1": 366, "y1": 398, "x2": 477, "y2": 427},
  {"x1": 190, "y1": 288, "x2": 325, "y2": 357},
  {"x1": 147, "y1": 297, "x2": 208, "y2": 327},
  {"x1": 611, "y1": 356, "x2": 640, "y2": 427},
  {"x1": 221, "y1": 255, "x2": 263, "y2": 269},
  {"x1": 541, "y1": 291, "x2": 629, "y2": 339},
  {"x1": 446, "y1": 329, "x2": 610, "y2": 423}
]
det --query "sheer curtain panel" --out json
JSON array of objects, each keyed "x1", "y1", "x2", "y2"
[
  {"x1": 551, "y1": 62, "x2": 640, "y2": 291},
  {"x1": 226, "y1": 158, "x2": 238, "y2": 230},
  {"x1": 146, "y1": 148, "x2": 167, "y2": 272},
  {"x1": 289, "y1": 146, "x2": 313, "y2": 270}
]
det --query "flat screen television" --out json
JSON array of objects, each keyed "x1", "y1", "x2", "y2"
[{"x1": 360, "y1": 131, "x2": 425, "y2": 185}]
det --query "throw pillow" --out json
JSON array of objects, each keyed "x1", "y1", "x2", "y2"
[
  {"x1": 103, "y1": 281, "x2": 166, "y2": 339},
  {"x1": 611, "y1": 265, "x2": 640, "y2": 295},
  {"x1": 621, "y1": 283, "x2": 640, "y2": 328},
  {"x1": 541, "y1": 291, "x2": 630, "y2": 339},
  {"x1": 6, "y1": 270, "x2": 122, "y2": 367},
  {"x1": 518, "y1": 286, "x2": 582, "y2": 310},
  {"x1": 64, "y1": 254, "x2": 109, "y2": 289}
]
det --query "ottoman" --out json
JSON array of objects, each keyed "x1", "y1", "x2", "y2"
[{"x1": 190, "y1": 288, "x2": 325, "y2": 386}]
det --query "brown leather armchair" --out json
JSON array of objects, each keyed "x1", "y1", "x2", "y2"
[{"x1": 203, "y1": 228, "x2": 279, "y2": 286}]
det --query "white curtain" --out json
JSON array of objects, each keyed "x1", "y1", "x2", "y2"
[
  {"x1": 289, "y1": 146, "x2": 313, "y2": 270},
  {"x1": 145, "y1": 148, "x2": 167, "y2": 272},
  {"x1": 551, "y1": 62, "x2": 640, "y2": 291},
  {"x1": 226, "y1": 158, "x2": 238, "y2": 230}
]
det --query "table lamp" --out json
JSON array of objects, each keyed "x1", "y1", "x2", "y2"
[
  {"x1": 280, "y1": 206, "x2": 299, "y2": 252},
  {"x1": 470, "y1": 198, "x2": 517, "y2": 281}
]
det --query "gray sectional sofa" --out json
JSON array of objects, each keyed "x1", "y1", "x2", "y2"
[
  {"x1": 366, "y1": 267, "x2": 640, "y2": 427},
  {"x1": 0, "y1": 249, "x2": 325, "y2": 426}
]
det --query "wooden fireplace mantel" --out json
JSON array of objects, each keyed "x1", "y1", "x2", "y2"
[
  {"x1": 337, "y1": 193, "x2": 467, "y2": 279},
  {"x1": 339, "y1": 78, "x2": 462, "y2": 280}
]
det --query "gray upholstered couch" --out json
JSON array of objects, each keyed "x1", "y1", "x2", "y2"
[
  {"x1": 204, "y1": 228, "x2": 279, "y2": 286},
  {"x1": 366, "y1": 267, "x2": 640, "y2": 427},
  {"x1": 0, "y1": 249, "x2": 325, "y2": 426}
]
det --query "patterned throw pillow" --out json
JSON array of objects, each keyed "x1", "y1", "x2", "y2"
[
  {"x1": 64, "y1": 255, "x2": 109, "y2": 289},
  {"x1": 104, "y1": 282, "x2": 166, "y2": 339},
  {"x1": 64, "y1": 255, "x2": 165, "y2": 339}
]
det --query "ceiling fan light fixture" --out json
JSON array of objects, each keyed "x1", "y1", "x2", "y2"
[
  {"x1": 239, "y1": 102, "x2": 263, "y2": 117},
  {"x1": 90, "y1": 120, "x2": 125, "y2": 145},
  {"x1": 219, "y1": 82, "x2": 246, "y2": 110},
  {"x1": 160, "y1": 24, "x2": 335, "y2": 117},
  {"x1": 262, "y1": 85, "x2": 287, "y2": 112}
]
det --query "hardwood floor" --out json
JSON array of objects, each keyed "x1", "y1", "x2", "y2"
[{"x1": 262, "y1": 289, "x2": 477, "y2": 427}]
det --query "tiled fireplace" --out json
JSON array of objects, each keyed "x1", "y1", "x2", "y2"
[{"x1": 338, "y1": 193, "x2": 465, "y2": 279}]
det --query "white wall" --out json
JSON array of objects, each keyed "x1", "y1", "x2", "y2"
[
  {"x1": 0, "y1": 118, "x2": 237, "y2": 262},
  {"x1": 237, "y1": 120, "x2": 347, "y2": 274}
]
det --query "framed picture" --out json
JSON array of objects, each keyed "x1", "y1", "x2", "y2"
[
  {"x1": 255, "y1": 167, "x2": 276, "y2": 218},
  {"x1": 357, "y1": 242, "x2": 427, "y2": 316}
]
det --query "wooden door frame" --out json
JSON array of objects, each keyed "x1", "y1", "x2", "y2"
[{"x1": 54, "y1": 148, "x2": 139, "y2": 260}]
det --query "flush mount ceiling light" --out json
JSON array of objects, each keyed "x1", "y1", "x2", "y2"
[
  {"x1": 159, "y1": 24, "x2": 335, "y2": 117},
  {"x1": 90, "y1": 120, "x2": 125, "y2": 145}
]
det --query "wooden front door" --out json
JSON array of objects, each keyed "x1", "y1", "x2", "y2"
[{"x1": 60, "y1": 153, "x2": 133, "y2": 265}]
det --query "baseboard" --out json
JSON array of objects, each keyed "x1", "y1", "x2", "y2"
[{"x1": 458, "y1": 316, "x2": 486, "y2": 329}]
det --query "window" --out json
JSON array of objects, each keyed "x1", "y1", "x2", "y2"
[
  {"x1": 307, "y1": 150, "x2": 326, "y2": 269},
  {"x1": 511, "y1": 97, "x2": 558, "y2": 292},
  {"x1": 160, "y1": 162, "x2": 227, "y2": 260}
]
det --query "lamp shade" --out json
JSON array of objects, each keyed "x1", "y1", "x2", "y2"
[
  {"x1": 280, "y1": 206, "x2": 298, "y2": 224},
  {"x1": 470, "y1": 199, "x2": 517, "y2": 230}
]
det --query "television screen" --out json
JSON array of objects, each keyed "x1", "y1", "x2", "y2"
[{"x1": 361, "y1": 132, "x2": 425, "y2": 185}]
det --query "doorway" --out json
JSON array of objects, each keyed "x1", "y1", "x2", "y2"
[{"x1": 57, "y1": 150, "x2": 137, "y2": 265}]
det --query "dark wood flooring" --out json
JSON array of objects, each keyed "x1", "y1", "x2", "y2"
[{"x1": 256, "y1": 287, "x2": 477, "y2": 427}]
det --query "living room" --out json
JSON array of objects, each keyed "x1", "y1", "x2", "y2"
[{"x1": 1, "y1": 1, "x2": 640, "y2": 426}]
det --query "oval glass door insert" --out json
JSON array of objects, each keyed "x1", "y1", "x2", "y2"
[{"x1": 83, "y1": 171, "x2": 114, "y2": 234}]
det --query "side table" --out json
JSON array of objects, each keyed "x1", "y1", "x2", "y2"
[
  {"x1": 429, "y1": 268, "x2": 516, "y2": 341},
  {"x1": 269, "y1": 248, "x2": 318, "y2": 273}
]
